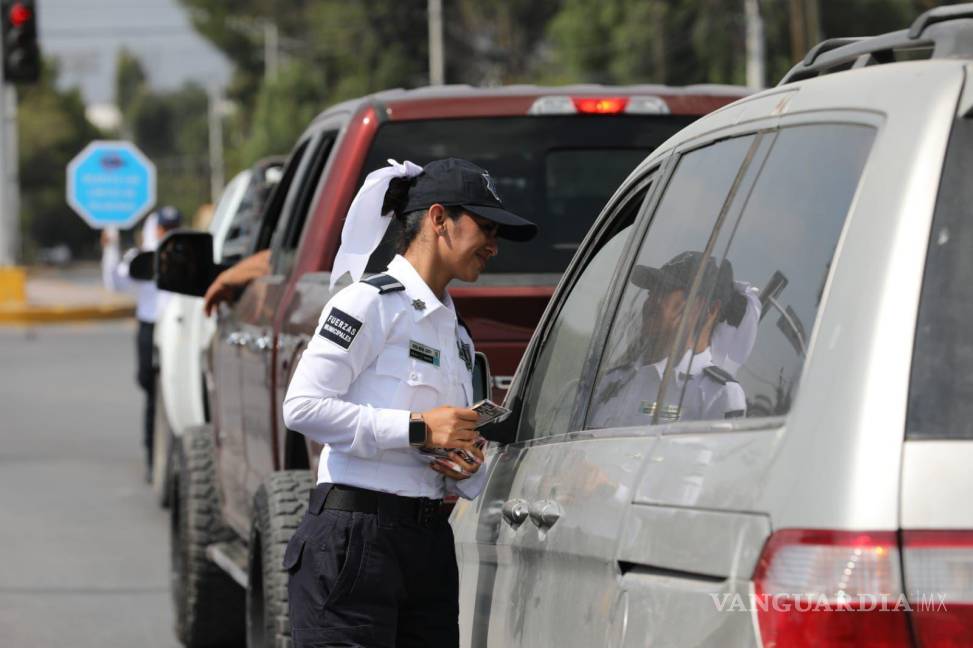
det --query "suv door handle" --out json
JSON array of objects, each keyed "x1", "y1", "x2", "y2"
[
  {"x1": 528, "y1": 500, "x2": 561, "y2": 529},
  {"x1": 501, "y1": 499, "x2": 530, "y2": 528}
]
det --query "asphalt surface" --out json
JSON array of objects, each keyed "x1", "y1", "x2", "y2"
[{"x1": 0, "y1": 321, "x2": 181, "y2": 648}]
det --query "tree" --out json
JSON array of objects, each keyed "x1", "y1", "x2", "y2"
[
  {"x1": 18, "y1": 59, "x2": 105, "y2": 260},
  {"x1": 115, "y1": 48, "x2": 147, "y2": 135}
]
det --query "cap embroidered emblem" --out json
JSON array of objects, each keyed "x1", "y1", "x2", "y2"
[
  {"x1": 481, "y1": 172, "x2": 502, "y2": 203},
  {"x1": 412, "y1": 299, "x2": 426, "y2": 311}
]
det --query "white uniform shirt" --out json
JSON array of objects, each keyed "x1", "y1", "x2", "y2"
[
  {"x1": 283, "y1": 255, "x2": 487, "y2": 500},
  {"x1": 101, "y1": 218, "x2": 169, "y2": 323},
  {"x1": 590, "y1": 347, "x2": 746, "y2": 428}
]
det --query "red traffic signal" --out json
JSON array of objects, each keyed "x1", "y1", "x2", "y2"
[
  {"x1": 9, "y1": 3, "x2": 30, "y2": 27},
  {"x1": 2, "y1": 0, "x2": 40, "y2": 84}
]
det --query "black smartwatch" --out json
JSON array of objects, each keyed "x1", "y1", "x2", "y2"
[{"x1": 409, "y1": 413, "x2": 427, "y2": 448}]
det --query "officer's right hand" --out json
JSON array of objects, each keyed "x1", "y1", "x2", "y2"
[{"x1": 421, "y1": 407, "x2": 479, "y2": 450}]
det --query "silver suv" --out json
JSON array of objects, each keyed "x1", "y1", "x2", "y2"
[{"x1": 452, "y1": 6, "x2": 973, "y2": 647}]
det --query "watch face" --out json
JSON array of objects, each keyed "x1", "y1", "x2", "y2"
[{"x1": 409, "y1": 419, "x2": 426, "y2": 446}]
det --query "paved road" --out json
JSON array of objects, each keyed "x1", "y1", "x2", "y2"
[{"x1": 0, "y1": 322, "x2": 180, "y2": 648}]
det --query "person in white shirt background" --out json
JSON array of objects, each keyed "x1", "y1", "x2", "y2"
[
  {"x1": 101, "y1": 205, "x2": 183, "y2": 478},
  {"x1": 282, "y1": 158, "x2": 536, "y2": 648}
]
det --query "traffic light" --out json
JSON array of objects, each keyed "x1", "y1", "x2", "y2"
[{"x1": 1, "y1": 0, "x2": 39, "y2": 83}]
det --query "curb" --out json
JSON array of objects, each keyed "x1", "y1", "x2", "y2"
[{"x1": 0, "y1": 303, "x2": 135, "y2": 325}]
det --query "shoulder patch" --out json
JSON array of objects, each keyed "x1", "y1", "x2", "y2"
[
  {"x1": 703, "y1": 365, "x2": 737, "y2": 386},
  {"x1": 361, "y1": 274, "x2": 405, "y2": 295},
  {"x1": 318, "y1": 307, "x2": 363, "y2": 350}
]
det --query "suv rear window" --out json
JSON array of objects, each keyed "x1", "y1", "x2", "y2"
[
  {"x1": 362, "y1": 115, "x2": 693, "y2": 274},
  {"x1": 908, "y1": 118, "x2": 973, "y2": 440}
]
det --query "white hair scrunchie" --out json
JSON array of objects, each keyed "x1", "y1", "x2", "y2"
[{"x1": 330, "y1": 159, "x2": 424, "y2": 289}]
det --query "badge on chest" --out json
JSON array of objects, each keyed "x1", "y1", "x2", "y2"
[{"x1": 409, "y1": 340, "x2": 441, "y2": 367}]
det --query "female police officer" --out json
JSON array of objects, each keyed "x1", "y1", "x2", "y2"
[{"x1": 282, "y1": 158, "x2": 536, "y2": 647}]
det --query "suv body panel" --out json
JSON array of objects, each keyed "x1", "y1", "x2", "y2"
[{"x1": 453, "y1": 61, "x2": 967, "y2": 647}]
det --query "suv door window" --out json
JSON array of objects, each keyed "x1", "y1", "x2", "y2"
[
  {"x1": 586, "y1": 134, "x2": 766, "y2": 428},
  {"x1": 517, "y1": 179, "x2": 652, "y2": 442},
  {"x1": 588, "y1": 124, "x2": 875, "y2": 428}
]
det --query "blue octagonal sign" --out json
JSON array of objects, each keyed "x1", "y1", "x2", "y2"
[{"x1": 66, "y1": 140, "x2": 157, "y2": 229}]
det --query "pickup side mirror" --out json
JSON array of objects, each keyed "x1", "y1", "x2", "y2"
[
  {"x1": 127, "y1": 251, "x2": 155, "y2": 281},
  {"x1": 156, "y1": 231, "x2": 217, "y2": 297},
  {"x1": 472, "y1": 351, "x2": 491, "y2": 403}
]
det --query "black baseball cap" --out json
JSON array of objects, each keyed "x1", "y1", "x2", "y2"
[
  {"x1": 631, "y1": 251, "x2": 734, "y2": 304},
  {"x1": 155, "y1": 205, "x2": 183, "y2": 230},
  {"x1": 402, "y1": 158, "x2": 538, "y2": 242}
]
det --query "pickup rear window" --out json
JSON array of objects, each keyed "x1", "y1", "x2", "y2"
[{"x1": 362, "y1": 116, "x2": 692, "y2": 274}]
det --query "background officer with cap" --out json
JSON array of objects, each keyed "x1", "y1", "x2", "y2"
[
  {"x1": 282, "y1": 158, "x2": 536, "y2": 647},
  {"x1": 591, "y1": 251, "x2": 752, "y2": 427},
  {"x1": 101, "y1": 205, "x2": 183, "y2": 477}
]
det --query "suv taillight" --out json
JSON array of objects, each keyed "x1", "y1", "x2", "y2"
[
  {"x1": 752, "y1": 530, "x2": 912, "y2": 647},
  {"x1": 902, "y1": 530, "x2": 973, "y2": 647}
]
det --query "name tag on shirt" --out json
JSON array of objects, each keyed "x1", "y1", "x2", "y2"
[
  {"x1": 409, "y1": 340, "x2": 441, "y2": 366},
  {"x1": 319, "y1": 308, "x2": 362, "y2": 350}
]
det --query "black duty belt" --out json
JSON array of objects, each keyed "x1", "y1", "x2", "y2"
[{"x1": 313, "y1": 483, "x2": 446, "y2": 527}]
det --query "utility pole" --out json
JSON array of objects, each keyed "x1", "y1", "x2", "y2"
[
  {"x1": 428, "y1": 0, "x2": 444, "y2": 85},
  {"x1": 0, "y1": 45, "x2": 11, "y2": 267},
  {"x1": 264, "y1": 20, "x2": 279, "y2": 84},
  {"x1": 207, "y1": 85, "x2": 224, "y2": 206},
  {"x1": 745, "y1": 0, "x2": 766, "y2": 90},
  {"x1": 789, "y1": 0, "x2": 822, "y2": 61}
]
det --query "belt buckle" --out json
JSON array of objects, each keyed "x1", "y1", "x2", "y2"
[{"x1": 416, "y1": 498, "x2": 439, "y2": 527}]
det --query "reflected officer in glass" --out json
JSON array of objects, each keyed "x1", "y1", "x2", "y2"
[{"x1": 592, "y1": 251, "x2": 756, "y2": 426}]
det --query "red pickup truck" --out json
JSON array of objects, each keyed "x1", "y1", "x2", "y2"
[{"x1": 158, "y1": 83, "x2": 748, "y2": 647}]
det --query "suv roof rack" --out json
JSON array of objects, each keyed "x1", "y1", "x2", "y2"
[{"x1": 779, "y1": 2, "x2": 973, "y2": 86}]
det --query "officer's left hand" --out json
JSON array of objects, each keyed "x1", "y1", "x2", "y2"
[{"x1": 430, "y1": 444, "x2": 484, "y2": 480}]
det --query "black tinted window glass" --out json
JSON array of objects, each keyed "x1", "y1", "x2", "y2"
[
  {"x1": 587, "y1": 135, "x2": 760, "y2": 429},
  {"x1": 908, "y1": 119, "x2": 973, "y2": 439},
  {"x1": 360, "y1": 116, "x2": 691, "y2": 273},
  {"x1": 519, "y1": 186, "x2": 649, "y2": 441},
  {"x1": 255, "y1": 141, "x2": 308, "y2": 251}
]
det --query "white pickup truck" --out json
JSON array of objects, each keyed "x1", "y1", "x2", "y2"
[{"x1": 151, "y1": 158, "x2": 283, "y2": 505}]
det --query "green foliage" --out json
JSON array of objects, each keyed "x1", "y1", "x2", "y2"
[
  {"x1": 115, "y1": 47, "x2": 211, "y2": 225},
  {"x1": 18, "y1": 59, "x2": 104, "y2": 260},
  {"x1": 178, "y1": 0, "x2": 957, "y2": 168},
  {"x1": 115, "y1": 48, "x2": 147, "y2": 126}
]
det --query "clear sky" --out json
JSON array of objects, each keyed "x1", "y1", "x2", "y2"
[{"x1": 37, "y1": 0, "x2": 231, "y2": 106}]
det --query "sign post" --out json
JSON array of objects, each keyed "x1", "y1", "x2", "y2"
[{"x1": 66, "y1": 140, "x2": 156, "y2": 230}]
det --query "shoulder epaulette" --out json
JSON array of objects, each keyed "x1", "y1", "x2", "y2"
[
  {"x1": 703, "y1": 365, "x2": 737, "y2": 386},
  {"x1": 361, "y1": 274, "x2": 405, "y2": 294},
  {"x1": 456, "y1": 313, "x2": 472, "y2": 338}
]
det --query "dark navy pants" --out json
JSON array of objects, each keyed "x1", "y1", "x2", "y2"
[
  {"x1": 285, "y1": 484, "x2": 459, "y2": 648},
  {"x1": 136, "y1": 320, "x2": 155, "y2": 466}
]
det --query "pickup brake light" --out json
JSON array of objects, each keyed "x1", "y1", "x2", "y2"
[{"x1": 528, "y1": 95, "x2": 669, "y2": 116}]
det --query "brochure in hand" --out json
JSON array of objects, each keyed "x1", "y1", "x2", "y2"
[{"x1": 416, "y1": 400, "x2": 510, "y2": 469}]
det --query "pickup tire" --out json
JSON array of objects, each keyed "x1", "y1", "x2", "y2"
[
  {"x1": 171, "y1": 425, "x2": 245, "y2": 647},
  {"x1": 151, "y1": 377, "x2": 171, "y2": 508},
  {"x1": 246, "y1": 470, "x2": 315, "y2": 648}
]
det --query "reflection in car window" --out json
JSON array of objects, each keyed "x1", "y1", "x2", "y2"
[
  {"x1": 587, "y1": 124, "x2": 875, "y2": 429},
  {"x1": 518, "y1": 185, "x2": 650, "y2": 442},
  {"x1": 587, "y1": 135, "x2": 760, "y2": 429},
  {"x1": 712, "y1": 124, "x2": 874, "y2": 419}
]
